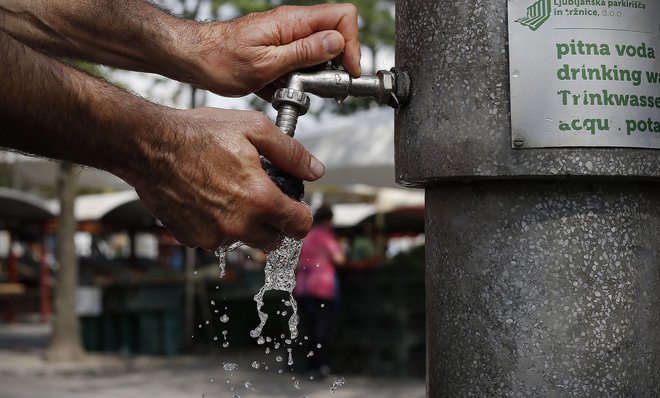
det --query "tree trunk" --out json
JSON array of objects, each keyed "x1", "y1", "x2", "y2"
[{"x1": 45, "y1": 162, "x2": 85, "y2": 361}]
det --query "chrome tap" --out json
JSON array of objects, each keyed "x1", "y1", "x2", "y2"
[{"x1": 272, "y1": 65, "x2": 411, "y2": 137}]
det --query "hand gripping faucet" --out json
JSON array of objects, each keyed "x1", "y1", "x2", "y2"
[{"x1": 262, "y1": 64, "x2": 411, "y2": 201}]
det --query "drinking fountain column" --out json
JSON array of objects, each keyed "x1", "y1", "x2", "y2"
[{"x1": 394, "y1": 0, "x2": 660, "y2": 396}]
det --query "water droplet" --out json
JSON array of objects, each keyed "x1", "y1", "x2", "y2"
[
  {"x1": 317, "y1": 343, "x2": 322, "y2": 349},
  {"x1": 335, "y1": 97, "x2": 344, "y2": 108},
  {"x1": 320, "y1": 303, "x2": 325, "y2": 308},
  {"x1": 281, "y1": 311, "x2": 287, "y2": 316},
  {"x1": 294, "y1": 380, "x2": 301, "y2": 389},
  {"x1": 276, "y1": 355, "x2": 283, "y2": 362},
  {"x1": 205, "y1": 320, "x2": 210, "y2": 325},
  {"x1": 307, "y1": 351, "x2": 314, "y2": 357},
  {"x1": 213, "y1": 336, "x2": 218, "y2": 341},
  {"x1": 251, "y1": 361, "x2": 260, "y2": 369},
  {"x1": 210, "y1": 300, "x2": 215, "y2": 305},
  {"x1": 244, "y1": 380, "x2": 254, "y2": 390},
  {"x1": 257, "y1": 336, "x2": 265, "y2": 345},
  {"x1": 220, "y1": 314, "x2": 229, "y2": 323},
  {"x1": 198, "y1": 324, "x2": 202, "y2": 329},
  {"x1": 265, "y1": 347, "x2": 270, "y2": 354},
  {"x1": 266, "y1": 337, "x2": 272, "y2": 343},
  {"x1": 512, "y1": 70, "x2": 520, "y2": 78},
  {"x1": 223, "y1": 362, "x2": 239, "y2": 371},
  {"x1": 274, "y1": 342, "x2": 280, "y2": 349},
  {"x1": 193, "y1": 270, "x2": 198, "y2": 275},
  {"x1": 223, "y1": 341, "x2": 230, "y2": 348},
  {"x1": 287, "y1": 348, "x2": 294, "y2": 366},
  {"x1": 330, "y1": 376, "x2": 345, "y2": 393},
  {"x1": 209, "y1": 377, "x2": 215, "y2": 383}
]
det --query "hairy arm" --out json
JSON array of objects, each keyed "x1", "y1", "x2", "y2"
[
  {"x1": 0, "y1": 30, "x2": 320, "y2": 250},
  {"x1": 0, "y1": 29, "x2": 160, "y2": 181},
  {"x1": 0, "y1": 0, "x2": 198, "y2": 84},
  {"x1": 0, "y1": 0, "x2": 361, "y2": 97}
]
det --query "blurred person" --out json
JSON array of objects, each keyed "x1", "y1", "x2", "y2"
[
  {"x1": 0, "y1": 0, "x2": 361, "y2": 252},
  {"x1": 347, "y1": 221, "x2": 380, "y2": 269},
  {"x1": 294, "y1": 205, "x2": 345, "y2": 377}
]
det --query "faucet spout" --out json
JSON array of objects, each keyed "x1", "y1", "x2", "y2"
[
  {"x1": 286, "y1": 68, "x2": 410, "y2": 107},
  {"x1": 272, "y1": 66, "x2": 410, "y2": 137}
]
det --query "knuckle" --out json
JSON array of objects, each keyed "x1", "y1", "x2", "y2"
[
  {"x1": 349, "y1": 3, "x2": 359, "y2": 17},
  {"x1": 340, "y1": 3, "x2": 358, "y2": 18},
  {"x1": 286, "y1": 209, "x2": 312, "y2": 240},
  {"x1": 295, "y1": 39, "x2": 316, "y2": 65},
  {"x1": 250, "y1": 111, "x2": 272, "y2": 132}
]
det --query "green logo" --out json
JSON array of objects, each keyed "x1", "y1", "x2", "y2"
[{"x1": 515, "y1": 0, "x2": 552, "y2": 31}]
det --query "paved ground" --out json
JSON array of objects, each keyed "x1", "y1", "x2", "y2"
[{"x1": 0, "y1": 324, "x2": 425, "y2": 398}]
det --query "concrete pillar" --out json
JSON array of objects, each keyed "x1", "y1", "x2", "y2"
[{"x1": 395, "y1": 0, "x2": 660, "y2": 396}]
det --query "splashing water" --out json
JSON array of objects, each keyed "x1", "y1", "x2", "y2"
[
  {"x1": 330, "y1": 377, "x2": 346, "y2": 393},
  {"x1": 215, "y1": 241, "x2": 244, "y2": 278},
  {"x1": 250, "y1": 237, "x2": 302, "y2": 340},
  {"x1": 214, "y1": 234, "x2": 303, "y2": 352},
  {"x1": 223, "y1": 362, "x2": 239, "y2": 371}
]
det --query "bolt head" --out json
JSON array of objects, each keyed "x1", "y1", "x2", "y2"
[{"x1": 377, "y1": 70, "x2": 394, "y2": 105}]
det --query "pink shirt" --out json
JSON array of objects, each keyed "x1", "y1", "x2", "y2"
[{"x1": 294, "y1": 226, "x2": 344, "y2": 300}]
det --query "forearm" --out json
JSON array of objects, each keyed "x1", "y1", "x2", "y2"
[
  {"x1": 0, "y1": 1, "x2": 361, "y2": 98},
  {"x1": 0, "y1": 0, "x2": 198, "y2": 83},
  {"x1": 0, "y1": 30, "x2": 168, "y2": 185}
]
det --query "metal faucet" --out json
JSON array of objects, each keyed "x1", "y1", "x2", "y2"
[{"x1": 271, "y1": 65, "x2": 411, "y2": 136}]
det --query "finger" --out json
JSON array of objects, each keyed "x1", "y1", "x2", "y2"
[
  {"x1": 263, "y1": 194, "x2": 313, "y2": 241},
  {"x1": 272, "y1": 4, "x2": 361, "y2": 76},
  {"x1": 240, "y1": 223, "x2": 283, "y2": 252},
  {"x1": 247, "y1": 114, "x2": 325, "y2": 181},
  {"x1": 267, "y1": 30, "x2": 346, "y2": 79}
]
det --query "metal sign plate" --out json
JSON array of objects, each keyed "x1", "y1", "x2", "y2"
[{"x1": 508, "y1": 0, "x2": 660, "y2": 148}]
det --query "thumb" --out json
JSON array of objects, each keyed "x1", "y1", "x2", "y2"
[
  {"x1": 273, "y1": 31, "x2": 345, "y2": 75},
  {"x1": 247, "y1": 119, "x2": 326, "y2": 181}
]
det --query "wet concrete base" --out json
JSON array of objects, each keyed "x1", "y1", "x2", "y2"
[{"x1": 426, "y1": 180, "x2": 660, "y2": 397}]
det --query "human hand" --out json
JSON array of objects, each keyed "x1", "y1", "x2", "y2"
[
  {"x1": 188, "y1": 3, "x2": 360, "y2": 99},
  {"x1": 129, "y1": 107, "x2": 323, "y2": 251}
]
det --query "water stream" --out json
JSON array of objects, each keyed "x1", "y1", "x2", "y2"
[{"x1": 215, "y1": 236, "x2": 302, "y2": 341}]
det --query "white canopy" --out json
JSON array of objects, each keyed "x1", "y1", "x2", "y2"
[
  {"x1": 297, "y1": 107, "x2": 399, "y2": 189},
  {"x1": 11, "y1": 155, "x2": 130, "y2": 190}
]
